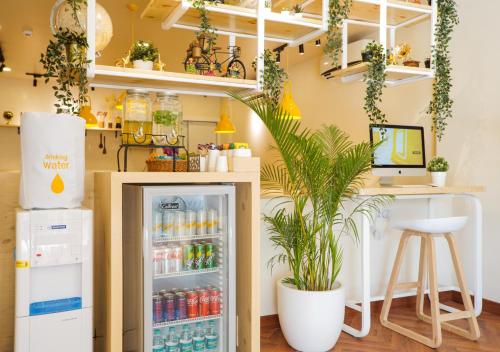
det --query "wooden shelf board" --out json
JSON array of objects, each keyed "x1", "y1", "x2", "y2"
[
  {"x1": 0, "y1": 123, "x2": 120, "y2": 132},
  {"x1": 92, "y1": 65, "x2": 258, "y2": 95}
]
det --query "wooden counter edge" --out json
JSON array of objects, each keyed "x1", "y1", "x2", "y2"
[{"x1": 358, "y1": 185, "x2": 485, "y2": 196}]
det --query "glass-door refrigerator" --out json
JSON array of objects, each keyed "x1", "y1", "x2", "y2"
[{"x1": 123, "y1": 185, "x2": 236, "y2": 352}]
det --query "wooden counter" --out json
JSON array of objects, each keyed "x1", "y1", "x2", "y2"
[
  {"x1": 359, "y1": 185, "x2": 485, "y2": 196},
  {"x1": 93, "y1": 171, "x2": 260, "y2": 352}
]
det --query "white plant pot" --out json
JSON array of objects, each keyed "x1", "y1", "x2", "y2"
[
  {"x1": 294, "y1": 12, "x2": 303, "y2": 18},
  {"x1": 277, "y1": 279, "x2": 345, "y2": 352},
  {"x1": 281, "y1": 10, "x2": 290, "y2": 15},
  {"x1": 431, "y1": 172, "x2": 447, "y2": 187},
  {"x1": 133, "y1": 60, "x2": 154, "y2": 70},
  {"x1": 264, "y1": 7, "x2": 272, "y2": 12}
]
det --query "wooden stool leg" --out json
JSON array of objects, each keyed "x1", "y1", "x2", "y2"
[
  {"x1": 380, "y1": 231, "x2": 411, "y2": 324},
  {"x1": 442, "y1": 233, "x2": 481, "y2": 340},
  {"x1": 426, "y1": 236, "x2": 443, "y2": 348},
  {"x1": 416, "y1": 235, "x2": 427, "y2": 320}
]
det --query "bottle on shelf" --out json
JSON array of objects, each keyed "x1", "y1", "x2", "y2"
[
  {"x1": 153, "y1": 329, "x2": 165, "y2": 352},
  {"x1": 205, "y1": 320, "x2": 218, "y2": 351},
  {"x1": 192, "y1": 322, "x2": 206, "y2": 351},
  {"x1": 179, "y1": 324, "x2": 193, "y2": 352},
  {"x1": 165, "y1": 326, "x2": 180, "y2": 352}
]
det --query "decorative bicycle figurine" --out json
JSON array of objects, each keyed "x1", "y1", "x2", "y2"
[{"x1": 184, "y1": 44, "x2": 246, "y2": 79}]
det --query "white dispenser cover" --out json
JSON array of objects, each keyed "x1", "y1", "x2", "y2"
[{"x1": 19, "y1": 112, "x2": 85, "y2": 209}]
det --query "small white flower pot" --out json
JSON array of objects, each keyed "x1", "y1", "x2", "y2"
[
  {"x1": 431, "y1": 172, "x2": 447, "y2": 187},
  {"x1": 133, "y1": 60, "x2": 154, "y2": 70},
  {"x1": 281, "y1": 10, "x2": 290, "y2": 15},
  {"x1": 294, "y1": 12, "x2": 303, "y2": 18},
  {"x1": 277, "y1": 278, "x2": 345, "y2": 352},
  {"x1": 264, "y1": 7, "x2": 272, "y2": 12}
]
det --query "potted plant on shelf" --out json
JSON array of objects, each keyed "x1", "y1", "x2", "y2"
[
  {"x1": 292, "y1": 4, "x2": 303, "y2": 18},
  {"x1": 280, "y1": 7, "x2": 291, "y2": 15},
  {"x1": 129, "y1": 40, "x2": 158, "y2": 70},
  {"x1": 427, "y1": 156, "x2": 449, "y2": 187},
  {"x1": 230, "y1": 94, "x2": 389, "y2": 352}
]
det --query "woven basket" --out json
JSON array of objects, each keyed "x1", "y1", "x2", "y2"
[{"x1": 146, "y1": 159, "x2": 188, "y2": 172}]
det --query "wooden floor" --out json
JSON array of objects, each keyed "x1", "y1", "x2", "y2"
[{"x1": 261, "y1": 298, "x2": 500, "y2": 351}]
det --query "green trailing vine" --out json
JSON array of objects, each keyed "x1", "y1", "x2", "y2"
[
  {"x1": 363, "y1": 42, "x2": 387, "y2": 125},
  {"x1": 324, "y1": 0, "x2": 351, "y2": 67},
  {"x1": 252, "y1": 49, "x2": 288, "y2": 107},
  {"x1": 40, "y1": 0, "x2": 90, "y2": 115},
  {"x1": 192, "y1": 0, "x2": 218, "y2": 49},
  {"x1": 428, "y1": 0, "x2": 459, "y2": 141}
]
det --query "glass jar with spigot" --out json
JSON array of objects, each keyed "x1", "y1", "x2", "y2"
[
  {"x1": 152, "y1": 93, "x2": 182, "y2": 145},
  {"x1": 123, "y1": 89, "x2": 152, "y2": 144}
]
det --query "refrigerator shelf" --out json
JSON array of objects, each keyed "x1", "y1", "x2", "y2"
[
  {"x1": 153, "y1": 314, "x2": 222, "y2": 329},
  {"x1": 153, "y1": 233, "x2": 222, "y2": 245},
  {"x1": 154, "y1": 267, "x2": 220, "y2": 279}
]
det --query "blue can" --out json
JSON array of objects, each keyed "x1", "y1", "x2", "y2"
[{"x1": 153, "y1": 295, "x2": 163, "y2": 324}]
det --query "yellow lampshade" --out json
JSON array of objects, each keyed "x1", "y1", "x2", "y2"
[
  {"x1": 280, "y1": 81, "x2": 301, "y2": 120},
  {"x1": 215, "y1": 113, "x2": 236, "y2": 134}
]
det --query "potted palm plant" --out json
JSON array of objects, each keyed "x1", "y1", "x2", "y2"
[
  {"x1": 427, "y1": 156, "x2": 449, "y2": 187},
  {"x1": 231, "y1": 94, "x2": 389, "y2": 351},
  {"x1": 130, "y1": 40, "x2": 158, "y2": 70}
]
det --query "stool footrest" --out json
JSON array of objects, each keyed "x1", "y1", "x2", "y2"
[
  {"x1": 440, "y1": 311, "x2": 472, "y2": 322},
  {"x1": 395, "y1": 282, "x2": 418, "y2": 290}
]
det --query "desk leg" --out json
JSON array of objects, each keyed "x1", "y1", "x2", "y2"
[{"x1": 343, "y1": 213, "x2": 371, "y2": 337}]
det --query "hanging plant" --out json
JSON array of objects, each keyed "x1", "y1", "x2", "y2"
[
  {"x1": 40, "y1": 0, "x2": 90, "y2": 115},
  {"x1": 324, "y1": 0, "x2": 351, "y2": 67},
  {"x1": 428, "y1": 0, "x2": 459, "y2": 141},
  {"x1": 363, "y1": 42, "x2": 387, "y2": 125},
  {"x1": 252, "y1": 49, "x2": 288, "y2": 107},
  {"x1": 192, "y1": 0, "x2": 218, "y2": 50}
]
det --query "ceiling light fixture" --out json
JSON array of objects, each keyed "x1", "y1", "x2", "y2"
[
  {"x1": 315, "y1": 39, "x2": 321, "y2": 46},
  {"x1": 299, "y1": 44, "x2": 304, "y2": 55}
]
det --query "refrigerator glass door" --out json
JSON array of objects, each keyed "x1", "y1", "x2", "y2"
[{"x1": 143, "y1": 186, "x2": 235, "y2": 352}]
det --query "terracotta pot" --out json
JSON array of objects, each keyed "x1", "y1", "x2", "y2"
[{"x1": 403, "y1": 60, "x2": 420, "y2": 67}]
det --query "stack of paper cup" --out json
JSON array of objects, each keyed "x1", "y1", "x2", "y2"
[{"x1": 208, "y1": 149, "x2": 220, "y2": 172}]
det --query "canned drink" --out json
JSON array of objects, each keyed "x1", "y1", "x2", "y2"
[
  {"x1": 186, "y1": 291, "x2": 199, "y2": 318},
  {"x1": 153, "y1": 249, "x2": 165, "y2": 276},
  {"x1": 209, "y1": 288, "x2": 221, "y2": 315},
  {"x1": 185, "y1": 211, "x2": 197, "y2": 236},
  {"x1": 206, "y1": 209, "x2": 218, "y2": 234},
  {"x1": 153, "y1": 211, "x2": 163, "y2": 237},
  {"x1": 174, "y1": 211, "x2": 185, "y2": 236},
  {"x1": 182, "y1": 244, "x2": 194, "y2": 270},
  {"x1": 204, "y1": 243, "x2": 216, "y2": 268},
  {"x1": 194, "y1": 243, "x2": 205, "y2": 270},
  {"x1": 153, "y1": 295, "x2": 163, "y2": 324},
  {"x1": 162, "y1": 211, "x2": 175, "y2": 236},
  {"x1": 196, "y1": 210, "x2": 207, "y2": 235},
  {"x1": 170, "y1": 245, "x2": 182, "y2": 273},
  {"x1": 198, "y1": 289, "x2": 210, "y2": 316},
  {"x1": 175, "y1": 292, "x2": 187, "y2": 320},
  {"x1": 164, "y1": 293, "x2": 176, "y2": 321}
]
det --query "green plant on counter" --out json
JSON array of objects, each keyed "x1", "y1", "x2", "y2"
[
  {"x1": 427, "y1": 156, "x2": 449, "y2": 172},
  {"x1": 40, "y1": 0, "x2": 90, "y2": 115},
  {"x1": 363, "y1": 42, "x2": 387, "y2": 125},
  {"x1": 292, "y1": 4, "x2": 303, "y2": 13},
  {"x1": 153, "y1": 110, "x2": 179, "y2": 126},
  {"x1": 192, "y1": 0, "x2": 218, "y2": 49},
  {"x1": 428, "y1": 0, "x2": 459, "y2": 141},
  {"x1": 252, "y1": 49, "x2": 288, "y2": 107},
  {"x1": 229, "y1": 93, "x2": 391, "y2": 291},
  {"x1": 324, "y1": 0, "x2": 351, "y2": 67},
  {"x1": 129, "y1": 40, "x2": 159, "y2": 62}
]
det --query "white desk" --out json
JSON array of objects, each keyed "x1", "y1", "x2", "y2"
[{"x1": 342, "y1": 185, "x2": 485, "y2": 338}]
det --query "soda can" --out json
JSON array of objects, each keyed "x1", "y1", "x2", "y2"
[
  {"x1": 152, "y1": 295, "x2": 163, "y2": 324},
  {"x1": 164, "y1": 293, "x2": 176, "y2": 322},
  {"x1": 153, "y1": 211, "x2": 163, "y2": 237},
  {"x1": 194, "y1": 242, "x2": 205, "y2": 270},
  {"x1": 204, "y1": 243, "x2": 216, "y2": 268},
  {"x1": 182, "y1": 244, "x2": 194, "y2": 270},
  {"x1": 175, "y1": 292, "x2": 187, "y2": 320},
  {"x1": 206, "y1": 209, "x2": 218, "y2": 234},
  {"x1": 185, "y1": 211, "x2": 197, "y2": 236},
  {"x1": 153, "y1": 249, "x2": 165, "y2": 276},
  {"x1": 196, "y1": 210, "x2": 207, "y2": 235},
  {"x1": 170, "y1": 245, "x2": 182, "y2": 273},
  {"x1": 173, "y1": 211, "x2": 185, "y2": 237},
  {"x1": 186, "y1": 291, "x2": 199, "y2": 318},
  {"x1": 162, "y1": 211, "x2": 175, "y2": 236},
  {"x1": 198, "y1": 289, "x2": 210, "y2": 317},
  {"x1": 209, "y1": 287, "x2": 221, "y2": 315}
]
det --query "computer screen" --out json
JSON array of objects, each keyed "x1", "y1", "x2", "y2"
[{"x1": 370, "y1": 124, "x2": 426, "y2": 168}]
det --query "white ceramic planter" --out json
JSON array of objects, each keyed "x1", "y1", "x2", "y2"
[
  {"x1": 431, "y1": 172, "x2": 447, "y2": 187},
  {"x1": 281, "y1": 10, "x2": 291, "y2": 15},
  {"x1": 133, "y1": 60, "x2": 154, "y2": 70},
  {"x1": 277, "y1": 279, "x2": 345, "y2": 352},
  {"x1": 294, "y1": 13, "x2": 303, "y2": 18}
]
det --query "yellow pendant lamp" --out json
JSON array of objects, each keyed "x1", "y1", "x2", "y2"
[
  {"x1": 215, "y1": 98, "x2": 236, "y2": 134},
  {"x1": 280, "y1": 81, "x2": 301, "y2": 120}
]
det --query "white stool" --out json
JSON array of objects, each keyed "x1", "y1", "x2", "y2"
[{"x1": 380, "y1": 216, "x2": 480, "y2": 348}]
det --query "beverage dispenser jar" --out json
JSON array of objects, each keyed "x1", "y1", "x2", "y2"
[
  {"x1": 152, "y1": 93, "x2": 182, "y2": 145},
  {"x1": 123, "y1": 89, "x2": 152, "y2": 144}
]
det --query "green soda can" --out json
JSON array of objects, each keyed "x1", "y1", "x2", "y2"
[
  {"x1": 182, "y1": 244, "x2": 194, "y2": 270},
  {"x1": 204, "y1": 243, "x2": 216, "y2": 268},
  {"x1": 194, "y1": 242, "x2": 205, "y2": 270}
]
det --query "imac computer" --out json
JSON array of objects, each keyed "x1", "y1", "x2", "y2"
[{"x1": 369, "y1": 124, "x2": 426, "y2": 186}]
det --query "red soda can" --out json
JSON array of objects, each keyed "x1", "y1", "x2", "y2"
[
  {"x1": 198, "y1": 289, "x2": 210, "y2": 316},
  {"x1": 209, "y1": 287, "x2": 221, "y2": 315},
  {"x1": 186, "y1": 290, "x2": 199, "y2": 318}
]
